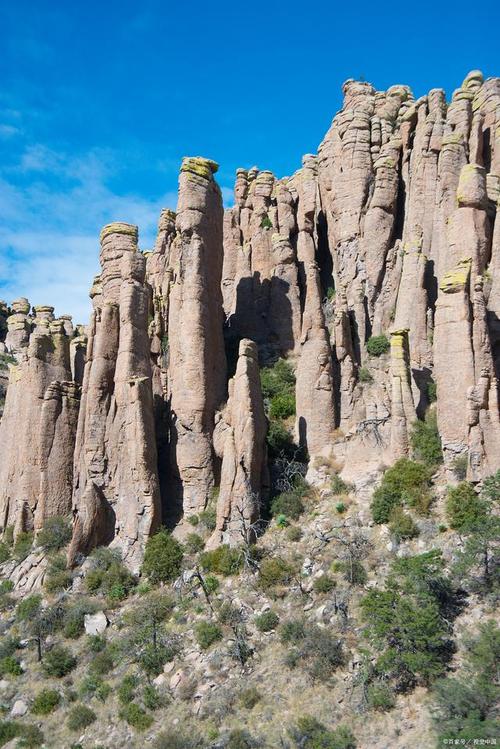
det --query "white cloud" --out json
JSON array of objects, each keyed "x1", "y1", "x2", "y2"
[{"x1": 0, "y1": 144, "x2": 178, "y2": 324}]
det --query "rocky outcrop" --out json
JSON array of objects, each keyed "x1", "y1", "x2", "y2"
[
  {"x1": 209, "y1": 339, "x2": 267, "y2": 547},
  {"x1": 166, "y1": 158, "x2": 227, "y2": 519},
  {"x1": 69, "y1": 223, "x2": 161, "y2": 572},
  {"x1": 1, "y1": 70, "x2": 500, "y2": 578},
  {"x1": 0, "y1": 311, "x2": 76, "y2": 534}
]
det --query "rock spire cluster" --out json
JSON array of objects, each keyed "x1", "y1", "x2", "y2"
[{"x1": 1, "y1": 70, "x2": 499, "y2": 571}]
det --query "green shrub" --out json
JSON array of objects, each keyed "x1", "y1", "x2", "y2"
[
  {"x1": 452, "y1": 454, "x2": 468, "y2": 480},
  {"x1": 0, "y1": 542, "x2": 10, "y2": 563},
  {"x1": 313, "y1": 575, "x2": 336, "y2": 593},
  {"x1": 153, "y1": 729, "x2": 204, "y2": 749},
  {"x1": 260, "y1": 214, "x2": 273, "y2": 230},
  {"x1": 481, "y1": 470, "x2": 500, "y2": 503},
  {"x1": 335, "y1": 560, "x2": 367, "y2": 585},
  {"x1": 118, "y1": 675, "x2": 138, "y2": 705},
  {"x1": 16, "y1": 594, "x2": 42, "y2": 622},
  {"x1": 198, "y1": 506, "x2": 217, "y2": 531},
  {"x1": 427, "y1": 380, "x2": 437, "y2": 403},
  {"x1": 0, "y1": 655, "x2": 22, "y2": 676},
  {"x1": 366, "y1": 335, "x2": 389, "y2": 357},
  {"x1": 0, "y1": 634, "x2": 20, "y2": 660},
  {"x1": 336, "y1": 502, "x2": 346, "y2": 514},
  {"x1": 31, "y1": 688, "x2": 60, "y2": 715},
  {"x1": 63, "y1": 599, "x2": 98, "y2": 639},
  {"x1": 142, "y1": 528, "x2": 184, "y2": 584},
  {"x1": 388, "y1": 507, "x2": 419, "y2": 541},
  {"x1": 66, "y1": 704, "x2": 96, "y2": 731},
  {"x1": 281, "y1": 621, "x2": 344, "y2": 682},
  {"x1": 410, "y1": 411, "x2": 442, "y2": 465},
  {"x1": 119, "y1": 702, "x2": 153, "y2": 730},
  {"x1": 446, "y1": 482, "x2": 487, "y2": 532},
  {"x1": 13, "y1": 531, "x2": 33, "y2": 561},
  {"x1": 371, "y1": 458, "x2": 432, "y2": 523},
  {"x1": 254, "y1": 610, "x2": 279, "y2": 632},
  {"x1": 79, "y1": 674, "x2": 111, "y2": 702},
  {"x1": 226, "y1": 729, "x2": 257, "y2": 749},
  {"x1": 143, "y1": 684, "x2": 163, "y2": 711},
  {"x1": 266, "y1": 420, "x2": 296, "y2": 458},
  {"x1": 200, "y1": 545, "x2": 243, "y2": 576},
  {"x1": 331, "y1": 474, "x2": 349, "y2": 495},
  {"x1": 269, "y1": 392, "x2": 295, "y2": 420},
  {"x1": 432, "y1": 621, "x2": 499, "y2": 743},
  {"x1": 361, "y1": 550, "x2": 455, "y2": 690},
  {"x1": 261, "y1": 359, "x2": 295, "y2": 401},
  {"x1": 366, "y1": 681, "x2": 395, "y2": 711},
  {"x1": 86, "y1": 547, "x2": 136, "y2": 600},
  {"x1": 239, "y1": 686, "x2": 261, "y2": 709},
  {"x1": 204, "y1": 574, "x2": 220, "y2": 593},
  {"x1": 258, "y1": 557, "x2": 295, "y2": 591},
  {"x1": 44, "y1": 553, "x2": 73, "y2": 593},
  {"x1": 270, "y1": 492, "x2": 304, "y2": 520},
  {"x1": 292, "y1": 716, "x2": 356, "y2": 749},
  {"x1": 195, "y1": 621, "x2": 223, "y2": 650},
  {"x1": 37, "y1": 516, "x2": 72, "y2": 551},
  {"x1": 87, "y1": 634, "x2": 106, "y2": 652},
  {"x1": 89, "y1": 650, "x2": 114, "y2": 675},
  {"x1": 358, "y1": 367, "x2": 373, "y2": 383},
  {"x1": 43, "y1": 645, "x2": 77, "y2": 677},
  {"x1": 217, "y1": 600, "x2": 241, "y2": 626},
  {"x1": 185, "y1": 533, "x2": 205, "y2": 553},
  {"x1": 0, "y1": 720, "x2": 19, "y2": 745},
  {"x1": 286, "y1": 525, "x2": 302, "y2": 542},
  {"x1": 16, "y1": 724, "x2": 44, "y2": 748}
]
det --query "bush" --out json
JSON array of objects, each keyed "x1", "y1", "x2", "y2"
[
  {"x1": 358, "y1": 367, "x2": 373, "y2": 383},
  {"x1": 266, "y1": 420, "x2": 296, "y2": 458},
  {"x1": 269, "y1": 392, "x2": 295, "y2": 420},
  {"x1": 43, "y1": 645, "x2": 77, "y2": 677},
  {"x1": 366, "y1": 681, "x2": 395, "y2": 711},
  {"x1": 410, "y1": 411, "x2": 442, "y2": 465},
  {"x1": 200, "y1": 545, "x2": 243, "y2": 576},
  {"x1": 255, "y1": 610, "x2": 279, "y2": 632},
  {"x1": 371, "y1": 458, "x2": 432, "y2": 523},
  {"x1": 143, "y1": 684, "x2": 163, "y2": 710},
  {"x1": 118, "y1": 675, "x2": 137, "y2": 705},
  {"x1": 16, "y1": 724, "x2": 44, "y2": 748},
  {"x1": 198, "y1": 506, "x2": 217, "y2": 531},
  {"x1": 446, "y1": 482, "x2": 487, "y2": 532},
  {"x1": 86, "y1": 547, "x2": 137, "y2": 600},
  {"x1": 239, "y1": 685, "x2": 261, "y2": 709},
  {"x1": 260, "y1": 214, "x2": 273, "y2": 229},
  {"x1": 37, "y1": 516, "x2": 72, "y2": 551},
  {"x1": 89, "y1": 650, "x2": 114, "y2": 675},
  {"x1": 63, "y1": 599, "x2": 98, "y2": 639},
  {"x1": 331, "y1": 474, "x2": 349, "y2": 495},
  {"x1": 388, "y1": 507, "x2": 419, "y2": 541},
  {"x1": 16, "y1": 594, "x2": 42, "y2": 622},
  {"x1": 366, "y1": 335, "x2": 389, "y2": 357},
  {"x1": 291, "y1": 716, "x2": 356, "y2": 749},
  {"x1": 0, "y1": 542, "x2": 10, "y2": 563},
  {"x1": 185, "y1": 533, "x2": 205, "y2": 553},
  {"x1": 313, "y1": 575, "x2": 336, "y2": 593},
  {"x1": 44, "y1": 553, "x2": 73, "y2": 593},
  {"x1": 13, "y1": 531, "x2": 33, "y2": 561},
  {"x1": 335, "y1": 560, "x2": 367, "y2": 585},
  {"x1": 87, "y1": 634, "x2": 106, "y2": 652},
  {"x1": 0, "y1": 720, "x2": 19, "y2": 745},
  {"x1": 66, "y1": 704, "x2": 96, "y2": 731},
  {"x1": 261, "y1": 358, "x2": 295, "y2": 401},
  {"x1": 79, "y1": 675, "x2": 111, "y2": 702},
  {"x1": 0, "y1": 655, "x2": 22, "y2": 676},
  {"x1": 195, "y1": 621, "x2": 223, "y2": 650},
  {"x1": 270, "y1": 491, "x2": 304, "y2": 520},
  {"x1": 281, "y1": 621, "x2": 344, "y2": 682},
  {"x1": 226, "y1": 729, "x2": 257, "y2": 749},
  {"x1": 142, "y1": 528, "x2": 184, "y2": 584},
  {"x1": 31, "y1": 688, "x2": 60, "y2": 715},
  {"x1": 153, "y1": 729, "x2": 204, "y2": 749},
  {"x1": 336, "y1": 502, "x2": 346, "y2": 514},
  {"x1": 481, "y1": 470, "x2": 500, "y2": 503},
  {"x1": 452, "y1": 454, "x2": 468, "y2": 480},
  {"x1": 119, "y1": 702, "x2": 153, "y2": 730},
  {"x1": 361, "y1": 550, "x2": 455, "y2": 690},
  {"x1": 287, "y1": 525, "x2": 302, "y2": 542},
  {"x1": 427, "y1": 380, "x2": 437, "y2": 403},
  {"x1": 432, "y1": 621, "x2": 499, "y2": 743},
  {"x1": 258, "y1": 557, "x2": 295, "y2": 592}
]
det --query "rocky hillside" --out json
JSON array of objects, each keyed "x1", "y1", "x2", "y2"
[{"x1": 0, "y1": 70, "x2": 498, "y2": 749}]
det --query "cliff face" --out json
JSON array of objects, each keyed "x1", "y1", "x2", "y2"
[{"x1": 1, "y1": 70, "x2": 499, "y2": 569}]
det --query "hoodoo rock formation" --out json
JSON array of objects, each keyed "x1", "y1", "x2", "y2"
[{"x1": 1, "y1": 70, "x2": 500, "y2": 572}]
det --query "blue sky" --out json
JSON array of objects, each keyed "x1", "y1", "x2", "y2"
[{"x1": 1, "y1": 0, "x2": 499, "y2": 323}]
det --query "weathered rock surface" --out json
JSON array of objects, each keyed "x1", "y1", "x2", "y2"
[
  {"x1": 1, "y1": 70, "x2": 499, "y2": 572},
  {"x1": 209, "y1": 339, "x2": 267, "y2": 547},
  {"x1": 69, "y1": 223, "x2": 161, "y2": 572}
]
